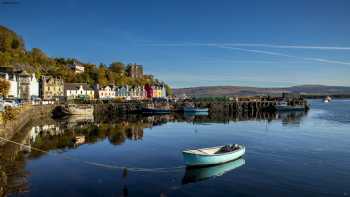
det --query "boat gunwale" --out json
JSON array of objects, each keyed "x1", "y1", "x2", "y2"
[{"x1": 183, "y1": 145, "x2": 245, "y2": 156}]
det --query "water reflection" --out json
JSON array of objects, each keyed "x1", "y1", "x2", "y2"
[
  {"x1": 276, "y1": 111, "x2": 306, "y2": 127},
  {"x1": 0, "y1": 111, "x2": 307, "y2": 196},
  {"x1": 182, "y1": 158, "x2": 245, "y2": 185}
]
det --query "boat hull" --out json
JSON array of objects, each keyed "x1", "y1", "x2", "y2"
[
  {"x1": 184, "y1": 107, "x2": 209, "y2": 113},
  {"x1": 275, "y1": 105, "x2": 305, "y2": 111},
  {"x1": 183, "y1": 145, "x2": 245, "y2": 166},
  {"x1": 142, "y1": 108, "x2": 171, "y2": 114}
]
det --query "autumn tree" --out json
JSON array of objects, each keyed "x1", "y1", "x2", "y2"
[
  {"x1": 110, "y1": 62, "x2": 125, "y2": 74},
  {"x1": 97, "y1": 64, "x2": 108, "y2": 86}
]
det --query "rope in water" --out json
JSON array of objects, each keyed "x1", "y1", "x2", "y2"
[{"x1": 0, "y1": 136, "x2": 185, "y2": 173}]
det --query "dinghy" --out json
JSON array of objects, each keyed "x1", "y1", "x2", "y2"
[{"x1": 182, "y1": 144, "x2": 245, "y2": 167}]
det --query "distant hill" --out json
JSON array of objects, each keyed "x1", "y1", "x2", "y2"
[{"x1": 173, "y1": 85, "x2": 350, "y2": 97}]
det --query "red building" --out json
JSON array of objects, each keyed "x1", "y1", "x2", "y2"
[{"x1": 144, "y1": 84, "x2": 153, "y2": 98}]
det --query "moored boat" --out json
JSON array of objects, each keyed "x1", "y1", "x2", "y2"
[
  {"x1": 182, "y1": 144, "x2": 245, "y2": 167},
  {"x1": 66, "y1": 104, "x2": 94, "y2": 115},
  {"x1": 323, "y1": 96, "x2": 332, "y2": 103},
  {"x1": 183, "y1": 106, "x2": 209, "y2": 113},
  {"x1": 142, "y1": 103, "x2": 171, "y2": 114},
  {"x1": 275, "y1": 101, "x2": 304, "y2": 111},
  {"x1": 141, "y1": 107, "x2": 171, "y2": 114}
]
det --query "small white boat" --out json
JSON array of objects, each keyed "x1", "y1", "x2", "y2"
[
  {"x1": 182, "y1": 144, "x2": 245, "y2": 167},
  {"x1": 323, "y1": 96, "x2": 332, "y2": 103},
  {"x1": 74, "y1": 135, "x2": 85, "y2": 144}
]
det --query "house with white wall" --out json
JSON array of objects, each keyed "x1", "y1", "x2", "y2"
[
  {"x1": 94, "y1": 84, "x2": 116, "y2": 100},
  {"x1": 0, "y1": 72, "x2": 18, "y2": 98},
  {"x1": 64, "y1": 83, "x2": 94, "y2": 100}
]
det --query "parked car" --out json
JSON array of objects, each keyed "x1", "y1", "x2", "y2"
[{"x1": 2, "y1": 100, "x2": 19, "y2": 108}]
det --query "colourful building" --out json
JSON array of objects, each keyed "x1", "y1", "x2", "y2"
[{"x1": 40, "y1": 76, "x2": 64, "y2": 100}]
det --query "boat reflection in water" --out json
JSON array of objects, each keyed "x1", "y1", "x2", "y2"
[
  {"x1": 184, "y1": 111, "x2": 209, "y2": 117},
  {"x1": 182, "y1": 158, "x2": 245, "y2": 185},
  {"x1": 276, "y1": 111, "x2": 306, "y2": 127}
]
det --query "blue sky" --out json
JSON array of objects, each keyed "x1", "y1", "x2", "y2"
[{"x1": 1, "y1": 0, "x2": 350, "y2": 88}]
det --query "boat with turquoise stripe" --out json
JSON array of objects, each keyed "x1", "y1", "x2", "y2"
[
  {"x1": 182, "y1": 144, "x2": 245, "y2": 167},
  {"x1": 183, "y1": 106, "x2": 209, "y2": 113}
]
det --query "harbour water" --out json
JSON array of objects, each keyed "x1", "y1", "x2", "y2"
[{"x1": 1, "y1": 99, "x2": 350, "y2": 197}]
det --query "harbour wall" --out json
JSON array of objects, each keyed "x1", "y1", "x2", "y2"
[{"x1": 0, "y1": 105, "x2": 56, "y2": 146}]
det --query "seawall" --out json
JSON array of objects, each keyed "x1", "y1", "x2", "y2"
[{"x1": 0, "y1": 105, "x2": 56, "y2": 146}]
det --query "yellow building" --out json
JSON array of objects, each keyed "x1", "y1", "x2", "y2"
[{"x1": 40, "y1": 76, "x2": 64, "y2": 100}]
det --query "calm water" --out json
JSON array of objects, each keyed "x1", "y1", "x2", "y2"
[{"x1": 1, "y1": 100, "x2": 350, "y2": 197}]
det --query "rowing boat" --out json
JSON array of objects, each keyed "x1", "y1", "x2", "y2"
[{"x1": 182, "y1": 144, "x2": 245, "y2": 166}]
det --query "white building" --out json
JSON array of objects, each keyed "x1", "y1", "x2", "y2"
[
  {"x1": 0, "y1": 73, "x2": 18, "y2": 98},
  {"x1": 64, "y1": 83, "x2": 94, "y2": 100},
  {"x1": 29, "y1": 73, "x2": 39, "y2": 98},
  {"x1": 95, "y1": 84, "x2": 116, "y2": 100},
  {"x1": 68, "y1": 62, "x2": 85, "y2": 73},
  {"x1": 0, "y1": 71, "x2": 39, "y2": 99},
  {"x1": 129, "y1": 86, "x2": 146, "y2": 100}
]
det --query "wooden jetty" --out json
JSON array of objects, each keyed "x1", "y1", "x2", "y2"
[{"x1": 78, "y1": 96, "x2": 309, "y2": 116}]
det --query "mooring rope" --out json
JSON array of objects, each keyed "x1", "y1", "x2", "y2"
[{"x1": 0, "y1": 136, "x2": 185, "y2": 173}]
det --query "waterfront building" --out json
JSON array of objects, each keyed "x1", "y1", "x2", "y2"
[
  {"x1": 0, "y1": 72, "x2": 18, "y2": 98},
  {"x1": 144, "y1": 84, "x2": 153, "y2": 98},
  {"x1": 115, "y1": 85, "x2": 130, "y2": 100},
  {"x1": 94, "y1": 84, "x2": 116, "y2": 100},
  {"x1": 64, "y1": 83, "x2": 94, "y2": 100},
  {"x1": 126, "y1": 64, "x2": 143, "y2": 78},
  {"x1": 151, "y1": 85, "x2": 167, "y2": 98},
  {"x1": 16, "y1": 71, "x2": 39, "y2": 100},
  {"x1": 0, "y1": 69, "x2": 39, "y2": 99},
  {"x1": 129, "y1": 86, "x2": 146, "y2": 100},
  {"x1": 68, "y1": 61, "x2": 85, "y2": 74},
  {"x1": 144, "y1": 84, "x2": 167, "y2": 99},
  {"x1": 40, "y1": 76, "x2": 64, "y2": 100}
]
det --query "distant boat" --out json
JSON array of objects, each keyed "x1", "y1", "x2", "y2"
[
  {"x1": 182, "y1": 158, "x2": 245, "y2": 184},
  {"x1": 184, "y1": 106, "x2": 209, "y2": 113},
  {"x1": 323, "y1": 96, "x2": 332, "y2": 103},
  {"x1": 73, "y1": 135, "x2": 85, "y2": 145},
  {"x1": 182, "y1": 144, "x2": 245, "y2": 167},
  {"x1": 275, "y1": 101, "x2": 305, "y2": 111},
  {"x1": 142, "y1": 103, "x2": 171, "y2": 114},
  {"x1": 141, "y1": 107, "x2": 171, "y2": 114}
]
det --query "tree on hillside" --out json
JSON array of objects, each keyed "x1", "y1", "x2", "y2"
[
  {"x1": 97, "y1": 64, "x2": 109, "y2": 86},
  {"x1": 0, "y1": 25, "x2": 25, "y2": 52},
  {"x1": 0, "y1": 79, "x2": 10, "y2": 97},
  {"x1": 110, "y1": 62, "x2": 125, "y2": 74},
  {"x1": 165, "y1": 84, "x2": 173, "y2": 96}
]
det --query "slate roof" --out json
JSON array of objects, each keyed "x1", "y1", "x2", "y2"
[{"x1": 64, "y1": 83, "x2": 93, "y2": 91}]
